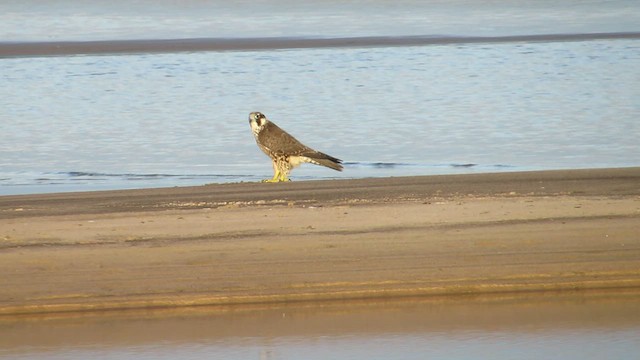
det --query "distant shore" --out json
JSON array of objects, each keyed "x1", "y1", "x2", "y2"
[
  {"x1": 1, "y1": 168, "x2": 639, "y2": 315},
  {"x1": 1, "y1": 32, "x2": 639, "y2": 57}
]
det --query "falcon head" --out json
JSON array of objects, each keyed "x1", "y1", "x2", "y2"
[{"x1": 249, "y1": 111, "x2": 268, "y2": 135}]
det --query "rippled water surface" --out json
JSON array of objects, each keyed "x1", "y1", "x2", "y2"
[{"x1": 1, "y1": 1, "x2": 639, "y2": 194}]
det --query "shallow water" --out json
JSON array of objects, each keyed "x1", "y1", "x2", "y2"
[
  {"x1": 1, "y1": 1, "x2": 640, "y2": 195},
  {"x1": 1, "y1": 292, "x2": 639, "y2": 360},
  {"x1": 2, "y1": 39, "x2": 639, "y2": 194}
]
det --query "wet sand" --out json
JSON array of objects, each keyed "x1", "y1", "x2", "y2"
[
  {"x1": 2, "y1": 32, "x2": 639, "y2": 57},
  {"x1": 1, "y1": 168, "x2": 639, "y2": 315}
]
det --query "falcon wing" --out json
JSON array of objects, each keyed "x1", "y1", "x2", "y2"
[
  {"x1": 258, "y1": 121, "x2": 343, "y2": 171},
  {"x1": 258, "y1": 121, "x2": 314, "y2": 156}
]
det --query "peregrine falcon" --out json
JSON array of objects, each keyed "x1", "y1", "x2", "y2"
[{"x1": 249, "y1": 112, "x2": 343, "y2": 182}]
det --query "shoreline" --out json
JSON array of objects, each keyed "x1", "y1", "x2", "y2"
[
  {"x1": 1, "y1": 32, "x2": 639, "y2": 57},
  {"x1": 1, "y1": 168, "x2": 639, "y2": 315}
]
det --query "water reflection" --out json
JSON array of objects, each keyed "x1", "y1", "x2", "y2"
[{"x1": 1, "y1": 291, "x2": 639, "y2": 359}]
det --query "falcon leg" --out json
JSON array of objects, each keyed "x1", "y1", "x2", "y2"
[
  {"x1": 262, "y1": 161, "x2": 282, "y2": 183},
  {"x1": 263, "y1": 161, "x2": 291, "y2": 182},
  {"x1": 277, "y1": 162, "x2": 291, "y2": 182}
]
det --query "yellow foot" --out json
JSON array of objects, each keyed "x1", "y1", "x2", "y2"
[
  {"x1": 262, "y1": 170, "x2": 290, "y2": 182},
  {"x1": 261, "y1": 178, "x2": 291, "y2": 183}
]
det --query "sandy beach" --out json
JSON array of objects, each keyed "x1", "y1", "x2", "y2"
[{"x1": 1, "y1": 168, "x2": 639, "y2": 316}]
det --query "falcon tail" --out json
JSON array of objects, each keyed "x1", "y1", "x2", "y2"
[{"x1": 309, "y1": 153, "x2": 343, "y2": 172}]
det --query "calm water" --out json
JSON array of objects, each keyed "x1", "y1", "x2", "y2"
[
  {"x1": 1, "y1": 292, "x2": 639, "y2": 360},
  {"x1": 1, "y1": 1, "x2": 640, "y2": 195}
]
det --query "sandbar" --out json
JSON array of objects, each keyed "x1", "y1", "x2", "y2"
[
  {"x1": 2, "y1": 32, "x2": 639, "y2": 58},
  {"x1": 1, "y1": 168, "x2": 639, "y2": 315}
]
